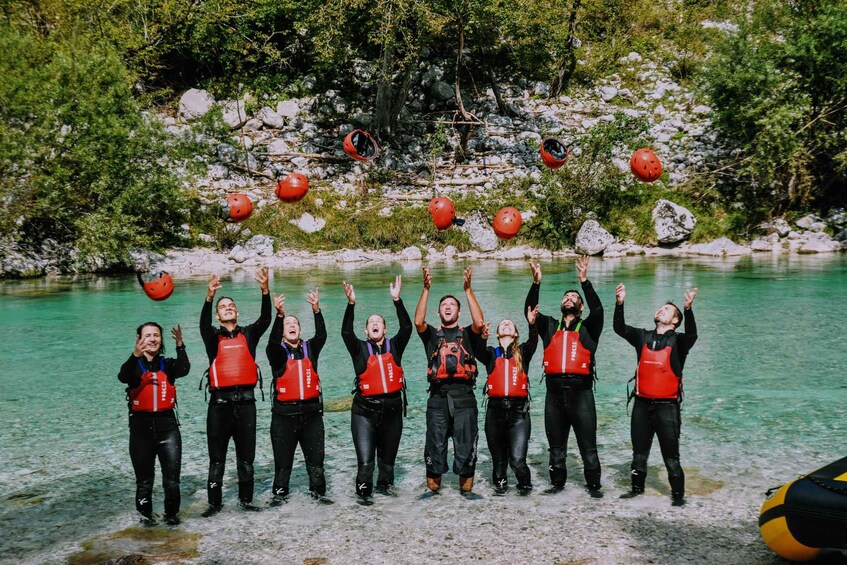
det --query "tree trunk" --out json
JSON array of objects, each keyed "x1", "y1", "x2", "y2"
[
  {"x1": 480, "y1": 48, "x2": 510, "y2": 116},
  {"x1": 454, "y1": 18, "x2": 473, "y2": 122},
  {"x1": 372, "y1": 2, "x2": 397, "y2": 138},
  {"x1": 551, "y1": 0, "x2": 581, "y2": 98},
  {"x1": 388, "y1": 65, "x2": 415, "y2": 133},
  {"x1": 453, "y1": 19, "x2": 481, "y2": 163}
]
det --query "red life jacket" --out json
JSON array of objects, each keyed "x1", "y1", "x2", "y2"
[
  {"x1": 542, "y1": 319, "x2": 592, "y2": 376},
  {"x1": 428, "y1": 327, "x2": 477, "y2": 382},
  {"x1": 208, "y1": 332, "x2": 258, "y2": 389},
  {"x1": 275, "y1": 341, "x2": 321, "y2": 402},
  {"x1": 129, "y1": 358, "x2": 176, "y2": 412},
  {"x1": 358, "y1": 339, "x2": 404, "y2": 396},
  {"x1": 636, "y1": 336, "x2": 681, "y2": 399},
  {"x1": 485, "y1": 347, "x2": 529, "y2": 398}
]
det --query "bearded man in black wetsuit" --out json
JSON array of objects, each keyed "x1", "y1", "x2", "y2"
[
  {"x1": 199, "y1": 267, "x2": 271, "y2": 515},
  {"x1": 525, "y1": 256, "x2": 605, "y2": 497},
  {"x1": 415, "y1": 267, "x2": 485, "y2": 494},
  {"x1": 614, "y1": 283, "x2": 698, "y2": 506}
]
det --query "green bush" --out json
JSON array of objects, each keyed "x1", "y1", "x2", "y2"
[
  {"x1": 526, "y1": 113, "x2": 654, "y2": 248},
  {"x1": 702, "y1": 0, "x2": 847, "y2": 217},
  {"x1": 0, "y1": 26, "x2": 197, "y2": 264}
]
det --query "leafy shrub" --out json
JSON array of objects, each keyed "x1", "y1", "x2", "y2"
[
  {"x1": 526, "y1": 113, "x2": 654, "y2": 248},
  {"x1": 0, "y1": 26, "x2": 197, "y2": 264}
]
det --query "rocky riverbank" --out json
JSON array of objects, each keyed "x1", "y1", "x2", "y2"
[{"x1": 2, "y1": 47, "x2": 846, "y2": 279}]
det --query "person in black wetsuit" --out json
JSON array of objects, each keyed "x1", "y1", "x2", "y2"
[
  {"x1": 199, "y1": 268, "x2": 271, "y2": 515},
  {"x1": 473, "y1": 307, "x2": 539, "y2": 493},
  {"x1": 118, "y1": 322, "x2": 189, "y2": 525},
  {"x1": 341, "y1": 275, "x2": 412, "y2": 500},
  {"x1": 614, "y1": 283, "x2": 698, "y2": 506},
  {"x1": 265, "y1": 286, "x2": 327, "y2": 500},
  {"x1": 525, "y1": 255, "x2": 605, "y2": 497},
  {"x1": 415, "y1": 267, "x2": 485, "y2": 494}
]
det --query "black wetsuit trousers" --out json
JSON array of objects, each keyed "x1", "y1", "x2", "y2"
[
  {"x1": 544, "y1": 377, "x2": 601, "y2": 488},
  {"x1": 425, "y1": 387, "x2": 478, "y2": 478},
  {"x1": 484, "y1": 398, "x2": 531, "y2": 489},
  {"x1": 128, "y1": 411, "x2": 181, "y2": 518},
  {"x1": 351, "y1": 393, "x2": 404, "y2": 497},
  {"x1": 270, "y1": 401, "x2": 326, "y2": 496},
  {"x1": 206, "y1": 400, "x2": 256, "y2": 505},
  {"x1": 630, "y1": 397, "x2": 684, "y2": 494}
]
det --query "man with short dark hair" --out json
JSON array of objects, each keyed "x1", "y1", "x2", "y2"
[
  {"x1": 415, "y1": 267, "x2": 485, "y2": 494},
  {"x1": 199, "y1": 267, "x2": 271, "y2": 515},
  {"x1": 525, "y1": 256, "x2": 605, "y2": 497},
  {"x1": 613, "y1": 283, "x2": 698, "y2": 506}
]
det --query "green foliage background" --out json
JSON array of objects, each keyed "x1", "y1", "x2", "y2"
[{"x1": 1, "y1": 0, "x2": 845, "y2": 272}]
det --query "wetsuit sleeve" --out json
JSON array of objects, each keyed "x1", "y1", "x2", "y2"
[
  {"x1": 678, "y1": 308, "x2": 698, "y2": 353},
  {"x1": 165, "y1": 346, "x2": 191, "y2": 380},
  {"x1": 484, "y1": 345, "x2": 498, "y2": 374},
  {"x1": 341, "y1": 303, "x2": 360, "y2": 359},
  {"x1": 266, "y1": 315, "x2": 285, "y2": 372},
  {"x1": 246, "y1": 292, "x2": 272, "y2": 347},
  {"x1": 200, "y1": 299, "x2": 218, "y2": 361},
  {"x1": 613, "y1": 303, "x2": 643, "y2": 349},
  {"x1": 471, "y1": 333, "x2": 492, "y2": 368},
  {"x1": 465, "y1": 326, "x2": 485, "y2": 359},
  {"x1": 418, "y1": 324, "x2": 435, "y2": 347},
  {"x1": 525, "y1": 282, "x2": 540, "y2": 312},
  {"x1": 309, "y1": 310, "x2": 327, "y2": 358},
  {"x1": 581, "y1": 279, "x2": 604, "y2": 340},
  {"x1": 391, "y1": 298, "x2": 413, "y2": 349},
  {"x1": 118, "y1": 355, "x2": 142, "y2": 388},
  {"x1": 521, "y1": 322, "x2": 540, "y2": 371}
]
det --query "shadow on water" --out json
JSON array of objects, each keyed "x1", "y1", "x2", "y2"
[
  {"x1": 0, "y1": 469, "x2": 205, "y2": 561},
  {"x1": 67, "y1": 526, "x2": 201, "y2": 565},
  {"x1": 613, "y1": 514, "x2": 781, "y2": 564}
]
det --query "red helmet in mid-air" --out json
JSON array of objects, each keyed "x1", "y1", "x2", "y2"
[
  {"x1": 137, "y1": 271, "x2": 175, "y2": 301},
  {"x1": 540, "y1": 138, "x2": 571, "y2": 170},
  {"x1": 275, "y1": 173, "x2": 310, "y2": 203},
  {"x1": 630, "y1": 148, "x2": 663, "y2": 182},
  {"x1": 493, "y1": 207, "x2": 523, "y2": 240},
  {"x1": 343, "y1": 129, "x2": 379, "y2": 162},
  {"x1": 219, "y1": 193, "x2": 253, "y2": 223}
]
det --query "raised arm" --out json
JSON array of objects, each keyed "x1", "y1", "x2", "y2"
[
  {"x1": 341, "y1": 281, "x2": 359, "y2": 357},
  {"x1": 578, "y1": 256, "x2": 604, "y2": 339},
  {"x1": 679, "y1": 288, "x2": 699, "y2": 351},
  {"x1": 524, "y1": 260, "x2": 543, "y2": 319},
  {"x1": 307, "y1": 288, "x2": 327, "y2": 356},
  {"x1": 463, "y1": 267, "x2": 484, "y2": 334},
  {"x1": 166, "y1": 324, "x2": 190, "y2": 379},
  {"x1": 414, "y1": 267, "x2": 432, "y2": 334},
  {"x1": 200, "y1": 275, "x2": 221, "y2": 347},
  {"x1": 521, "y1": 305, "x2": 540, "y2": 369},
  {"x1": 391, "y1": 276, "x2": 413, "y2": 348},
  {"x1": 613, "y1": 283, "x2": 641, "y2": 347}
]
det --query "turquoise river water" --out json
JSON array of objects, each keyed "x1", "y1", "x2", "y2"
[{"x1": 1, "y1": 254, "x2": 845, "y2": 564}]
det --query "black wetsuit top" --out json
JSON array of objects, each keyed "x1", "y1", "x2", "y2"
[
  {"x1": 524, "y1": 279, "x2": 603, "y2": 378},
  {"x1": 341, "y1": 299, "x2": 413, "y2": 378},
  {"x1": 613, "y1": 304, "x2": 698, "y2": 377}
]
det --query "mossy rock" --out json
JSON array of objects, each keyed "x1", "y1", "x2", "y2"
[
  {"x1": 68, "y1": 526, "x2": 202, "y2": 565},
  {"x1": 323, "y1": 396, "x2": 353, "y2": 412}
]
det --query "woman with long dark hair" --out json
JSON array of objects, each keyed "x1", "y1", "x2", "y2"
[{"x1": 117, "y1": 322, "x2": 189, "y2": 524}]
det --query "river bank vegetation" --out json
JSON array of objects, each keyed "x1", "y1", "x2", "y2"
[{"x1": 1, "y1": 0, "x2": 845, "y2": 266}]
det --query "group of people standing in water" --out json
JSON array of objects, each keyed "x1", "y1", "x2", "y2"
[{"x1": 118, "y1": 258, "x2": 698, "y2": 524}]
